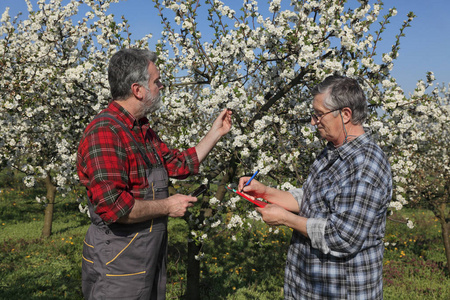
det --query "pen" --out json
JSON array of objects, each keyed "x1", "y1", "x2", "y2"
[{"x1": 241, "y1": 169, "x2": 259, "y2": 192}]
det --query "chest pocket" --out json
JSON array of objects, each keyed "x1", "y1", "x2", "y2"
[
  {"x1": 312, "y1": 184, "x2": 340, "y2": 215},
  {"x1": 302, "y1": 168, "x2": 341, "y2": 218},
  {"x1": 144, "y1": 167, "x2": 169, "y2": 200}
]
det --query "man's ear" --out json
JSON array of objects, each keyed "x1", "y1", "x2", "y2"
[
  {"x1": 341, "y1": 107, "x2": 352, "y2": 124},
  {"x1": 131, "y1": 83, "x2": 144, "y2": 100}
]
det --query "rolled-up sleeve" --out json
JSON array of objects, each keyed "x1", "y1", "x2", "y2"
[
  {"x1": 162, "y1": 144, "x2": 199, "y2": 179},
  {"x1": 292, "y1": 188, "x2": 331, "y2": 253},
  {"x1": 324, "y1": 179, "x2": 388, "y2": 257},
  {"x1": 307, "y1": 218, "x2": 330, "y2": 254},
  {"x1": 146, "y1": 128, "x2": 200, "y2": 179},
  {"x1": 289, "y1": 188, "x2": 304, "y2": 208}
]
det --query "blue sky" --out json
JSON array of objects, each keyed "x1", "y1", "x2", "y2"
[{"x1": 2, "y1": 0, "x2": 449, "y2": 95}]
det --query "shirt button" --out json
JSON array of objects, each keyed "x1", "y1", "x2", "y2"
[{"x1": 105, "y1": 230, "x2": 110, "y2": 235}]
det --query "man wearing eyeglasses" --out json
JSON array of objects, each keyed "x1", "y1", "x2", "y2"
[{"x1": 239, "y1": 75, "x2": 392, "y2": 299}]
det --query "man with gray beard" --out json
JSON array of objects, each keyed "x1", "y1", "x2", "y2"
[{"x1": 77, "y1": 49, "x2": 232, "y2": 299}]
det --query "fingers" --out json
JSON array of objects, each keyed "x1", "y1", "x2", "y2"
[
  {"x1": 214, "y1": 109, "x2": 232, "y2": 129},
  {"x1": 238, "y1": 177, "x2": 262, "y2": 196},
  {"x1": 256, "y1": 204, "x2": 284, "y2": 226},
  {"x1": 220, "y1": 108, "x2": 230, "y2": 118},
  {"x1": 256, "y1": 205, "x2": 272, "y2": 224},
  {"x1": 167, "y1": 194, "x2": 197, "y2": 218},
  {"x1": 238, "y1": 176, "x2": 251, "y2": 191},
  {"x1": 216, "y1": 108, "x2": 230, "y2": 124},
  {"x1": 221, "y1": 108, "x2": 232, "y2": 118},
  {"x1": 225, "y1": 108, "x2": 232, "y2": 121}
]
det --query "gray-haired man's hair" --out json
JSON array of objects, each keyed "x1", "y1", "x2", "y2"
[
  {"x1": 108, "y1": 49, "x2": 157, "y2": 100},
  {"x1": 311, "y1": 75, "x2": 368, "y2": 125}
]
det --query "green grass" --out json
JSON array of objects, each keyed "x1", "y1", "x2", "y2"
[
  {"x1": 382, "y1": 209, "x2": 450, "y2": 299},
  {"x1": 0, "y1": 186, "x2": 89, "y2": 299},
  {"x1": 1, "y1": 185, "x2": 449, "y2": 299},
  {"x1": 165, "y1": 217, "x2": 289, "y2": 299}
]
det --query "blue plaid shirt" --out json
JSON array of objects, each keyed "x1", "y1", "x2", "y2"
[{"x1": 286, "y1": 130, "x2": 392, "y2": 299}]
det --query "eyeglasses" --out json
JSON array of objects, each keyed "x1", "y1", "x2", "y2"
[{"x1": 310, "y1": 108, "x2": 342, "y2": 122}]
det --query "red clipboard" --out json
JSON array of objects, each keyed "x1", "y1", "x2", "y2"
[{"x1": 226, "y1": 186, "x2": 267, "y2": 208}]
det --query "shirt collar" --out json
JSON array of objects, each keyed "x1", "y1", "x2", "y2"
[
  {"x1": 326, "y1": 128, "x2": 372, "y2": 160},
  {"x1": 108, "y1": 101, "x2": 149, "y2": 129}
]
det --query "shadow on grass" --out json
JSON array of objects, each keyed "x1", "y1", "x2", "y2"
[
  {"x1": 166, "y1": 219, "x2": 190, "y2": 298},
  {"x1": 383, "y1": 257, "x2": 448, "y2": 298},
  {"x1": 199, "y1": 231, "x2": 289, "y2": 299},
  {"x1": 0, "y1": 263, "x2": 84, "y2": 300},
  {"x1": 51, "y1": 201, "x2": 91, "y2": 236},
  {"x1": 0, "y1": 188, "x2": 47, "y2": 223},
  {"x1": 165, "y1": 219, "x2": 290, "y2": 299}
]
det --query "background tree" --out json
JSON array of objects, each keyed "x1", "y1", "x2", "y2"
[
  {"x1": 1, "y1": 1, "x2": 448, "y2": 296},
  {"x1": 0, "y1": 0, "x2": 150, "y2": 237},
  {"x1": 395, "y1": 79, "x2": 449, "y2": 273},
  {"x1": 150, "y1": 0, "x2": 450, "y2": 294}
]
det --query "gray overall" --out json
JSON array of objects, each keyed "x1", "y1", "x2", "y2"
[{"x1": 82, "y1": 114, "x2": 169, "y2": 300}]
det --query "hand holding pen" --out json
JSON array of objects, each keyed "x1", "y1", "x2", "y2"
[
  {"x1": 240, "y1": 170, "x2": 259, "y2": 192},
  {"x1": 238, "y1": 173, "x2": 268, "y2": 202}
]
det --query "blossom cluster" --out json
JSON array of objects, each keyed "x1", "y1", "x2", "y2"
[
  {"x1": 0, "y1": 0, "x2": 150, "y2": 198},
  {"x1": 1, "y1": 1, "x2": 447, "y2": 245},
  {"x1": 152, "y1": 0, "x2": 448, "y2": 238}
]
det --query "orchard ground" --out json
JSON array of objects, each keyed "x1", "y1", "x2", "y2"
[{"x1": 0, "y1": 171, "x2": 449, "y2": 299}]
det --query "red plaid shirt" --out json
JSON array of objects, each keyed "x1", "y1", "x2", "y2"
[{"x1": 77, "y1": 101, "x2": 199, "y2": 224}]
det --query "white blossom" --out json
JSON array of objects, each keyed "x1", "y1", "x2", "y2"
[
  {"x1": 406, "y1": 219, "x2": 414, "y2": 229},
  {"x1": 227, "y1": 215, "x2": 243, "y2": 229}
]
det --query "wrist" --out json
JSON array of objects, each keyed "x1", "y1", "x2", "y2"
[
  {"x1": 207, "y1": 128, "x2": 222, "y2": 143},
  {"x1": 280, "y1": 209, "x2": 290, "y2": 226},
  {"x1": 163, "y1": 197, "x2": 171, "y2": 216},
  {"x1": 263, "y1": 185, "x2": 272, "y2": 198}
]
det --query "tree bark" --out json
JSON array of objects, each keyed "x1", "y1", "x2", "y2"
[
  {"x1": 41, "y1": 174, "x2": 56, "y2": 238},
  {"x1": 216, "y1": 158, "x2": 237, "y2": 203},
  {"x1": 436, "y1": 203, "x2": 450, "y2": 275},
  {"x1": 185, "y1": 240, "x2": 201, "y2": 300},
  {"x1": 441, "y1": 222, "x2": 450, "y2": 276},
  {"x1": 184, "y1": 156, "x2": 238, "y2": 298}
]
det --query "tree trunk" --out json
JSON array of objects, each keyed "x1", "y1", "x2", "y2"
[
  {"x1": 42, "y1": 174, "x2": 56, "y2": 238},
  {"x1": 215, "y1": 155, "x2": 238, "y2": 202},
  {"x1": 441, "y1": 222, "x2": 450, "y2": 276},
  {"x1": 184, "y1": 156, "x2": 238, "y2": 298},
  {"x1": 185, "y1": 240, "x2": 202, "y2": 300},
  {"x1": 436, "y1": 203, "x2": 450, "y2": 275}
]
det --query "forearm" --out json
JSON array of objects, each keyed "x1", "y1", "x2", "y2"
[
  {"x1": 195, "y1": 108, "x2": 232, "y2": 163},
  {"x1": 157, "y1": 141, "x2": 199, "y2": 178},
  {"x1": 285, "y1": 214, "x2": 330, "y2": 253},
  {"x1": 282, "y1": 211, "x2": 308, "y2": 237},
  {"x1": 195, "y1": 129, "x2": 222, "y2": 163},
  {"x1": 264, "y1": 186, "x2": 300, "y2": 213},
  {"x1": 116, "y1": 193, "x2": 197, "y2": 224},
  {"x1": 258, "y1": 203, "x2": 308, "y2": 237},
  {"x1": 116, "y1": 199, "x2": 169, "y2": 224}
]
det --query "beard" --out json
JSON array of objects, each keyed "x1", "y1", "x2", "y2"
[{"x1": 138, "y1": 92, "x2": 162, "y2": 118}]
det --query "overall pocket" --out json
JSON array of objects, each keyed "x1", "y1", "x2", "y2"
[
  {"x1": 145, "y1": 167, "x2": 169, "y2": 200},
  {"x1": 103, "y1": 229, "x2": 167, "y2": 298}
]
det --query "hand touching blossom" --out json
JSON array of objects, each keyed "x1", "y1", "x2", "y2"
[
  {"x1": 212, "y1": 108, "x2": 232, "y2": 137},
  {"x1": 195, "y1": 109, "x2": 233, "y2": 162}
]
